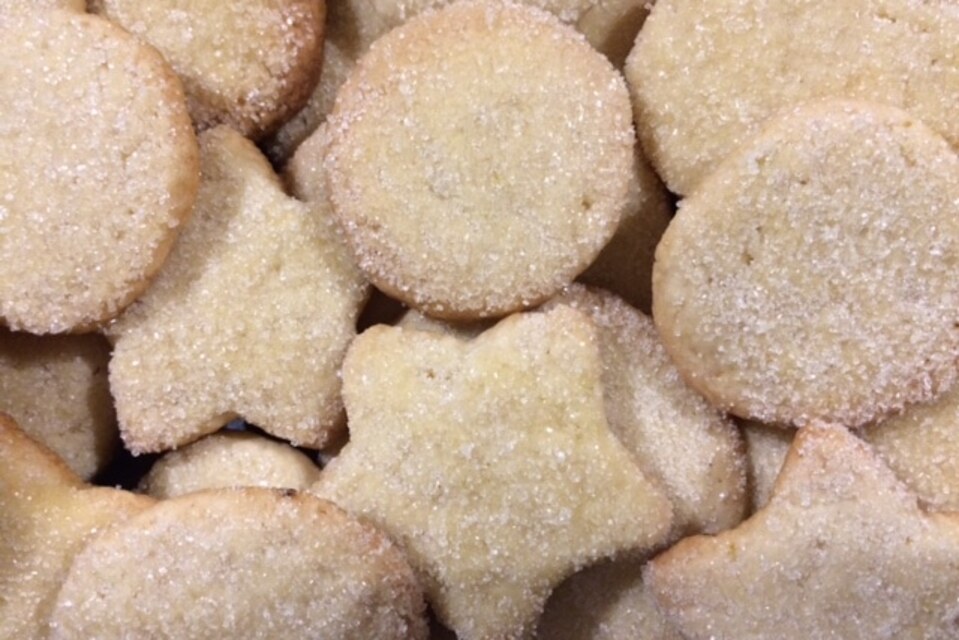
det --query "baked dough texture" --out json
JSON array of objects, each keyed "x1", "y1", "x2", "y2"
[
  {"x1": 90, "y1": 0, "x2": 326, "y2": 139},
  {"x1": 109, "y1": 126, "x2": 366, "y2": 453},
  {"x1": 626, "y1": 0, "x2": 959, "y2": 194},
  {"x1": 0, "y1": 9, "x2": 199, "y2": 333},
  {"x1": 0, "y1": 331, "x2": 115, "y2": 479},
  {"x1": 314, "y1": 305, "x2": 673, "y2": 639},
  {"x1": 653, "y1": 100, "x2": 959, "y2": 428},
  {"x1": 49, "y1": 489, "x2": 428, "y2": 639},
  {"x1": 325, "y1": 0, "x2": 635, "y2": 319}
]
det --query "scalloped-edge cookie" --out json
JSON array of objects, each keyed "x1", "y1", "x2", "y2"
[
  {"x1": 109, "y1": 126, "x2": 367, "y2": 453},
  {"x1": 626, "y1": 0, "x2": 959, "y2": 194},
  {"x1": 647, "y1": 422, "x2": 959, "y2": 639},
  {"x1": 314, "y1": 305, "x2": 673, "y2": 639},
  {"x1": 653, "y1": 100, "x2": 959, "y2": 428},
  {"x1": 138, "y1": 431, "x2": 321, "y2": 499},
  {"x1": 325, "y1": 0, "x2": 634, "y2": 319},
  {"x1": 0, "y1": 414, "x2": 153, "y2": 640},
  {"x1": 49, "y1": 488, "x2": 428, "y2": 639},
  {"x1": 0, "y1": 331, "x2": 115, "y2": 479},
  {"x1": 89, "y1": 0, "x2": 325, "y2": 139},
  {"x1": 0, "y1": 9, "x2": 199, "y2": 334}
]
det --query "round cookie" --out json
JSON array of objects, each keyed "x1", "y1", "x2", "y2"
[
  {"x1": 139, "y1": 431, "x2": 321, "y2": 499},
  {"x1": 89, "y1": 0, "x2": 325, "y2": 139},
  {"x1": 548, "y1": 285, "x2": 747, "y2": 537},
  {"x1": 50, "y1": 489, "x2": 428, "y2": 639},
  {"x1": 0, "y1": 10, "x2": 199, "y2": 334},
  {"x1": 0, "y1": 331, "x2": 115, "y2": 479},
  {"x1": 326, "y1": 0, "x2": 634, "y2": 319},
  {"x1": 653, "y1": 100, "x2": 959, "y2": 428},
  {"x1": 626, "y1": 0, "x2": 959, "y2": 194},
  {"x1": 0, "y1": 0, "x2": 85, "y2": 11}
]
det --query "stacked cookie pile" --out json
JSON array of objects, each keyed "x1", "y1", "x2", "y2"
[{"x1": 2, "y1": 0, "x2": 958, "y2": 638}]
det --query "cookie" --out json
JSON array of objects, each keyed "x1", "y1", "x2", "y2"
[
  {"x1": 653, "y1": 100, "x2": 959, "y2": 428},
  {"x1": 538, "y1": 560, "x2": 683, "y2": 640},
  {"x1": 49, "y1": 488, "x2": 428, "y2": 639},
  {"x1": 396, "y1": 309, "x2": 489, "y2": 339},
  {"x1": 548, "y1": 285, "x2": 747, "y2": 537},
  {"x1": 138, "y1": 431, "x2": 321, "y2": 499},
  {"x1": 314, "y1": 305, "x2": 673, "y2": 639},
  {"x1": 89, "y1": 0, "x2": 325, "y2": 139},
  {"x1": 647, "y1": 422, "x2": 959, "y2": 640},
  {"x1": 577, "y1": 150, "x2": 672, "y2": 314},
  {"x1": 325, "y1": 0, "x2": 634, "y2": 319},
  {"x1": 0, "y1": 0, "x2": 85, "y2": 12},
  {"x1": 0, "y1": 331, "x2": 115, "y2": 479},
  {"x1": 109, "y1": 126, "x2": 367, "y2": 453},
  {"x1": 264, "y1": 36, "x2": 355, "y2": 166},
  {"x1": 741, "y1": 420, "x2": 794, "y2": 512},
  {"x1": 626, "y1": 0, "x2": 959, "y2": 194},
  {"x1": 0, "y1": 9, "x2": 199, "y2": 334},
  {"x1": 0, "y1": 414, "x2": 153, "y2": 640}
]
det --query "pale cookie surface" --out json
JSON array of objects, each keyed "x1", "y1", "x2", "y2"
[
  {"x1": 139, "y1": 431, "x2": 321, "y2": 499},
  {"x1": 865, "y1": 385, "x2": 959, "y2": 512},
  {"x1": 0, "y1": 415, "x2": 153, "y2": 640},
  {"x1": 0, "y1": 0, "x2": 85, "y2": 11},
  {"x1": 577, "y1": 151, "x2": 671, "y2": 314},
  {"x1": 109, "y1": 126, "x2": 366, "y2": 453},
  {"x1": 626, "y1": 0, "x2": 959, "y2": 194},
  {"x1": 647, "y1": 423, "x2": 959, "y2": 640},
  {"x1": 548, "y1": 286, "x2": 747, "y2": 537},
  {"x1": 741, "y1": 420, "x2": 794, "y2": 512},
  {"x1": 0, "y1": 10, "x2": 199, "y2": 333},
  {"x1": 538, "y1": 560, "x2": 682, "y2": 640},
  {"x1": 314, "y1": 306, "x2": 673, "y2": 640},
  {"x1": 50, "y1": 489, "x2": 428, "y2": 639},
  {"x1": 653, "y1": 101, "x2": 959, "y2": 428},
  {"x1": 90, "y1": 0, "x2": 325, "y2": 139},
  {"x1": 326, "y1": 0, "x2": 634, "y2": 319},
  {"x1": 0, "y1": 331, "x2": 115, "y2": 479}
]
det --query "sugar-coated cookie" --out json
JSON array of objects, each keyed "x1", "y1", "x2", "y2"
[
  {"x1": 653, "y1": 100, "x2": 959, "y2": 428},
  {"x1": 626, "y1": 0, "x2": 959, "y2": 194},
  {"x1": 648, "y1": 423, "x2": 959, "y2": 640},
  {"x1": 741, "y1": 420, "x2": 794, "y2": 512},
  {"x1": 325, "y1": 0, "x2": 635, "y2": 319},
  {"x1": 314, "y1": 305, "x2": 673, "y2": 639},
  {"x1": 0, "y1": 331, "x2": 115, "y2": 479},
  {"x1": 50, "y1": 488, "x2": 428, "y2": 639},
  {"x1": 139, "y1": 431, "x2": 321, "y2": 499},
  {"x1": 549, "y1": 285, "x2": 747, "y2": 537},
  {"x1": 90, "y1": 0, "x2": 325, "y2": 139},
  {"x1": 109, "y1": 126, "x2": 367, "y2": 453},
  {"x1": 0, "y1": 414, "x2": 153, "y2": 640},
  {"x1": 0, "y1": 9, "x2": 199, "y2": 333}
]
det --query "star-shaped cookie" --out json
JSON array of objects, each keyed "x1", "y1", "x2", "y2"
[
  {"x1": 109, "y1": 126, "x2": 368, "y2": 453},
  {"x1": 314, "y1": 305, "x2": 673, "y2": 640},
  {"x1": 647, "y1": 422, "x2": 959, "y2": 640},
  {"x1": 0, "y1": 413, "x2": 153, "y2": 640}
]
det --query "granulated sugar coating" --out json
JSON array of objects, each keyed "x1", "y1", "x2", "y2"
[
  {"x1": 0, "y1": 414, "x2": 153, "y2": 640},
  {"x1": 741, "y1": 420, "x2": 795, "y2": 512},
  {"x1": 48, "y1": 489, "x2": 428, "y2": 639},
  {"x1": 547, "y1": 285, "x2": 747, "y2": 538},
  {"x1": 0, "y1": 331, "x2": 115, "y2": 480},
  {"x1": 314, "y1": 306, "x2": 673, "y2": 640},
  {"x1": 577, "y1": 150, "x2": 672, "y2": 314},
  {"x1": 653, "y1": 100, "x2": 959, "y2": 429},
  {"x1": 0, "y1": 10, "x2": 199, "y2": 334},
  {"x1": 626, "y1": 0, "x2": 959, "y2": 194},
  {"x1": 325, "y1": 0, "x2": 635, "y2": 320},
  {"x1": 864, "y1": 385, "x2": 959, "y2": 513},
  {"x1": 138, "y1": 431, "x2": 321, "y2": 499},
  {"x1": 537, "y1": 559, "x2": 683, "y2": 640},
  {"x1": 0, "y1": 0, "x2": 85, "y2": 11},
  {"x1": 647, "y1": 423, "x2": 959, "y2": 640},
  {"x1": 109, "y1": 127, "x2": 366, "y2": 454},
  {"x1": 89, "y1": 0, "x2": 325, "y2": 139}
]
